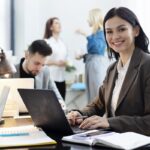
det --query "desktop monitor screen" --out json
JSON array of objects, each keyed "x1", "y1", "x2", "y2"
[
  {"x1": 0, "y1": 78, "x2": 34, "y2": 116},
  {"x1": 0, "y1": 86, "x2": 10, "y2": 121}
]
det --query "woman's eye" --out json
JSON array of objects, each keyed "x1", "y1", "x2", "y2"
[
  {"x1": 119, "y1": 28, "x2": 126, "y2": 32},
  {"x1": 106, "y1": 30, "x2": 112, "y2": 34}
]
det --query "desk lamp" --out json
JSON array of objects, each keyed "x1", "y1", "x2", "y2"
[{"x1": 0, "y1": 48, "x2": 16, "y2": 124}]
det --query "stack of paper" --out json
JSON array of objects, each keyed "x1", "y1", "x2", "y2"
[{"x1": 0, "y1": 125, "x2": 56, "y2": 148}]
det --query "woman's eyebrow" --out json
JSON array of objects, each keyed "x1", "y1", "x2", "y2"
[{"x1": 105, "y1": 24, "x2": 127, "y2": 30}]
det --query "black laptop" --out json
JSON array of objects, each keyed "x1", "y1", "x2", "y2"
[
  {"x1": 18, "y1": 89, "x2": 88, "y2": 136},
  {"x1": 18, "y1": 89, "x2": 110, "y2": 136}
]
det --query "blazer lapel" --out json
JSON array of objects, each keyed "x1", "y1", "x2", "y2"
[
  {"x1": 105, "y1": 64, "x2": 118, "y2": 111},
  {"x1": 116, "y1": 48, "x2": 142, "y2": 109}
]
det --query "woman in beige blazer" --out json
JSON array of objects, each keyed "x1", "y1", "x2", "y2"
[{"x1": 67, "y1": 7, "x2": 150, "y2": 136}]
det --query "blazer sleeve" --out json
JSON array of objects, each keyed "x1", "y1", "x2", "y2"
[
  {"x1": 47, "y1": 77, "x2": 66, "y2": 109},
  {"x1": 48, "y1": 77, "x2": 63, "y2": 101},
  {"x1": 41, "y1": 66, "x2": 64, "y2": 101},
  {"x1": 81, "y1": 86, "x2": 105, "y2": 117}
]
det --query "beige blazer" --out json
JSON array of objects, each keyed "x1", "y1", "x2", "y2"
[{"x1": 81, "y1": 47, "x2": 150, "y2": 135}]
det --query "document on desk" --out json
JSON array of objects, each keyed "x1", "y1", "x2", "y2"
[
  {"x1": 0, "y1": 125, "x2": 56, "y2": 148},
  {"x1": 62, "y1": 130, "x2": 150, "y2": 150}
]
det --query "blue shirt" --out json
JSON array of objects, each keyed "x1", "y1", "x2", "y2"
[{"x1": 87, "y1": 30, "x2": 106, "y2": 55}]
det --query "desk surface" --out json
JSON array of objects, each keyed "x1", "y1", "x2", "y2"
[
  {"x1": 0, "y1": 118, "x2": 149, "y2": 150},
  {"x1": 0, "y1": 117, "x2": 33, "y2": 127}
]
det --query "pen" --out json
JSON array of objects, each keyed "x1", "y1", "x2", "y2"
[
  {"x1": 68, "y1": 116, "x2": 88, "y2": 120},
  {"x1": 75, "y1": 116, "x2": 88, "y2": 119},
  {"x1": 0, "y1": 132, "x2": 29, "y2": 137},
  {"x1": 78, "y1": 130, "x2": 110, "y2": 137}
]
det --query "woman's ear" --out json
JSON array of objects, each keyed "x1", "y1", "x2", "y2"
[{"x1": 134, "y1": 26, "x2": 140, "y2": 37}]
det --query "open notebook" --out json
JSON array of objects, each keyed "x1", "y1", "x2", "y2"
[
  {"x1": 0, "y1": 125, "x2": 56, "y2": 148},
  {"x1": 62, "y1": 130, "x2": 150, "y2": 150}
]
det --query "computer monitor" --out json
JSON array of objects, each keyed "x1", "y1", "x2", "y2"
[
  {"x1": 0, "y1": 86, "x2": 10, "y2": 124},
  {"x1": 0, "y1": 78, "x2": 34, "y2": 116}
]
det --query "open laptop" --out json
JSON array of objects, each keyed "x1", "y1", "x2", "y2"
[
  {"x1": 0, "y1": 78, "x2": 34, "y2": 116},
  {"x1": 18, "y1": 89, "x2": 110, "y2": 136},
  {"x1": 18, "y1": 89, "x2": 90, "y2": 136},
  {"x1": 0, "y1": 86, "x2": 10, "y2": 124}
]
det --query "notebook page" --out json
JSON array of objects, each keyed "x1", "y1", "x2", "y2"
[
  {"x1": 0, "y1": 125, "x2": 37, "y2": 134},
  {"x1": 95, "y1": 132, "x2": 150, "y2": 150},
  {"x1": 0, "y1": 125, "x2": 56, "y2": 147}
]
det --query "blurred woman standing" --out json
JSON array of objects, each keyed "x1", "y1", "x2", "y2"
[
  {"x1": 76, "y1": 8, "x2": 109, "y2": 102},
  {"x1": 44, "y1": 17, "x2": 67, "y2": 100}
]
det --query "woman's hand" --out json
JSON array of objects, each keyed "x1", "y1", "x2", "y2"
[
  {"x1": 56, "y1": 60, "x2": 66, "y2": 67},
  {"x1": 75, "y1": 54, "x2": 84, "y2": 60},
  {"x1": 75, "y1": 29, "x2": 87, "y2": 37},
  {"x1": 79, "y1": 115, "x2": 110, "y2": 130},
  {"x1": 46, "y1": 60, "x2": 66, "y2": 67},
  {"x1": 66, "y1": 111, "x2": 83, "y2": 126}
]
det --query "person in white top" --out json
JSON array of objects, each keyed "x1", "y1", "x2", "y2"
[{"x1": 44, "y1": 17, "x2": 67, "y2": 100}]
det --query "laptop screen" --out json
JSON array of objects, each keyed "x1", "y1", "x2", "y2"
[{"x1": 18, "y1": 89, "x2": 73, "y2": 136}]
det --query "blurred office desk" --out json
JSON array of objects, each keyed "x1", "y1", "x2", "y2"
[
  {"x1": 1, "y1": 118, "x2": 150, "y2": 150},
  {"x1": 0, "y1": 117, "x2": 33, "y2": 128},
  {"x1": 66, "y1": 82, "x2": 88, "y2": 110}
]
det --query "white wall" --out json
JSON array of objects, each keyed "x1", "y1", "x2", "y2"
[
  {"x1": 14, "y1": 0, "x2": 150, "y2": 71},
  {"x1": 0, "y1": 0, "x2": 10, "y2": 50},
  {"x1": 14, "y1": 0, "x2": 108, "y2": 72}
]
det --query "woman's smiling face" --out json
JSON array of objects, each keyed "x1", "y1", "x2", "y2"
[{"x1": 105, "y1": 16, "x2": 139, "y2": 55}]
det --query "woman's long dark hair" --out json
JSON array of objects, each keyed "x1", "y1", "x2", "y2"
[
  {"x1": 103, "y1": 7, "x2": 149, "y2": 60},
  {"x1": 43, "y1": 17, "x2": 59, "y2": 39}
]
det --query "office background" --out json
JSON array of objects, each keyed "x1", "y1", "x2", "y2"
[
  {"x1": 1, "y1": 0, "x2": 150, "y2": 63},
  {"x1": 0, "y1": 0, "x2": 150, "y2": 112}
]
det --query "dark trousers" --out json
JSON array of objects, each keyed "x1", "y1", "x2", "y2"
[{"x1": 55, "y1": 81, "x2": 66, "y2": 100}]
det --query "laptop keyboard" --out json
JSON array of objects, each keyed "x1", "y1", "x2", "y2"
[{"x1": 72, "y1": 126, "x2": 112, "y2": 134}]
